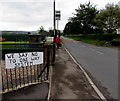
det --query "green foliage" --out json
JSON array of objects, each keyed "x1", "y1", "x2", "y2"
[
  {"x1": 66, "y1": 33, "x2": 120, "y2": 46},
  {"x1": 2, "y1": 43, "x2": 44, "y2": 60},
  {"x1": 96, "y1": 3, "x2": 120, "y2": 33},
  {"x1": 64, "y1": 2, "x2": 99, "y2": 35},
  {"x1": 111, "y1": 40, "x2": 120, "y2": 46},
  {"x1": 64, "y1": 2, "x2": 119, "y2": 35},
  {"x1": 83, "y1": 34, "x2": 116, "y2": 41},
  {"x1": 2, "y1": 33, "x2": 29, "y2": 41},
  {"x1": 38, "y1": 26, "x2": 45, "y2": 34}
]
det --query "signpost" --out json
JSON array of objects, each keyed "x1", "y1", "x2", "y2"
[
  {"x1": 55, "y1": 10, "x2": 61, "y2": 20},
  {"x1": 5, "y1": 52, "x2": 43, "y2": 68},
  {"x1": 55, "y1": 10, "x2": 61, "y2": 36}
]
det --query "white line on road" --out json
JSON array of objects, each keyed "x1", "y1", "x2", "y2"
[
  {"x1": 89, "y1": 48, "x2": 104, "y2": 54},
  {"x1": 63, "y1": 44, "x2": 107, "y2": 101}
]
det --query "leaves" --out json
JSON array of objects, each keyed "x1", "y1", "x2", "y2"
[
  {"x1": 64, "y1": 2, "x2": 120, "y2": 35},
  {"x1": 64, "y1": 2, "x2": 98, "y2": 35}
]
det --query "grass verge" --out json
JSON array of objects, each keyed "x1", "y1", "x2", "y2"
[{"x1": 66, "y1": 36, "x2": 112, "y2": 47}]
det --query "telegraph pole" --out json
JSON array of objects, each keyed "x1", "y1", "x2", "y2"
[
  {"x1": 53, "y1": 0, "x2": 56, "y2": 63},
  {"x1": 53, "y1": 0, "x2": 56, "y2": 43},
  {"x1": 53, "y1": 0, "x2": 61, "y2": 63}
]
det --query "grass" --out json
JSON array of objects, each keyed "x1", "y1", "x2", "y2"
[
  {"x1": 1, "y1": 41, "x2": 29, "y2": 43},
  {"x1": 0, "y1": 41, "x2": 44, "y2": 50}
]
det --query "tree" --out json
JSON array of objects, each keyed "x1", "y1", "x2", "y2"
[
  {"x1": 96, "y1": 3, "x2": 120, "y2": 33},
  {"x1": 64, "y1": 2, "x2": 98, "y2": 35},
  {"x1": 49, "y1": 27, "x2": 54, "y2": 36},
  {"x1": 64, "y1": 21, "x2": 72, "y2": 35},
  {"x1": 38, "y1": 26, "x2": 45, "y2": 34}
]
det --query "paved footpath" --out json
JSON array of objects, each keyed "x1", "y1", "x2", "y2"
[
  {"x1": 50, "y1": 45, "x2": 100, "y2": 99},
  {"x1": 2, "y1": 83, "x2": 48, "y2": 101}
]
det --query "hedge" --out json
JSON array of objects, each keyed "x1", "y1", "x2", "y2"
[
  {"x1": 2, "y1": 34, "x2": 29, "y2": 41},
  {"x1": 1, "y1": 43, "x2": 44, "y2": 60},
  {"x1": 82, "y1": 34, "x2": 117, "y2": 41}
]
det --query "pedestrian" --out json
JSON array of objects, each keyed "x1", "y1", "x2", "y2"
[{"x1": 55, "y1": 35, "x2": 61, "y2": 48}]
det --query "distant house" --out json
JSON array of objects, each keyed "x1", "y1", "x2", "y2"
[
  {"x1": 29, "y1": 32, "x2": 51, "y2": 43},
  {"x1": 29, "y1": 34, "x2": 41, "y2": 43},
  {"x1": 39, "y1": 32, "x2": 50, "y2": 37}
]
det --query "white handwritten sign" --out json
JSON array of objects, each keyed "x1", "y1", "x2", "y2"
[{"x1": 5, "y1": 52, "x2": 43, "y2": 68}]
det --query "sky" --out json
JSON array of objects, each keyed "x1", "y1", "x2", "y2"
[{"x1": 0, "y1": 0, "x2": 119, "y2": 31}]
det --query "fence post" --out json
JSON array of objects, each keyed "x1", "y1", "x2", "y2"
[{"x1": 52, "y1": 43, "x2": 56, "y2": 64}]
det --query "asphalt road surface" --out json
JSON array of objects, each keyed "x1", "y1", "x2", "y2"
[{"x1": 62, "y1": 36, "x2": 118, "y2": 99}]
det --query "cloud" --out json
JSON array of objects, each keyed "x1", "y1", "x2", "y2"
[
  {"x1": 0, "y1": 2, "x2": 53, "y2": 31},
  {"x1": 0, "y1": 0, "x2": 119, "y2": 31}
]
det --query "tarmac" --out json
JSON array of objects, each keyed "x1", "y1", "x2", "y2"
[
  {"x1": 2, "y1": 44, "x2": 100, "y2": 101},
  {"x1": 2, "y1": 83, "x2": 49, "y2": 101}
]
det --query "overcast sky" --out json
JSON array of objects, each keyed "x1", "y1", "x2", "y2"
[{"x1": 0, "y1": 0, "x2": 119, "y2": 31}]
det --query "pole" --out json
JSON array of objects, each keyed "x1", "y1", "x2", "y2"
[
  {"x1": 53, "y1": 0, "x2": 56, "y2": 63},
  {"x1": 57, "y1": 20, "x2": 59, "y2": 36},
  {"x1": 53, "y1": 0, "x2": 56, "y2": 42},
  {"x1": 57, "y1": 20, "x2": 59, "y2": 31}
]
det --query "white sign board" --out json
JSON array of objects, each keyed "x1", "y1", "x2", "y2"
[
  {"x1": 5, "y1": 52, "x2": 43, "y2": 68},
  {"x1": 55, "y1": 10, "x2": 61, "y2": 20},
  {"x1": 46, "y1": 37, "x2": 54, "y2": 42},
  {"x1": 117, "y1": 28, "x2": 120, "y2": 34}
]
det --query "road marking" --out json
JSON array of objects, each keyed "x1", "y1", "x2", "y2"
[
  {"x1": 62, "y1": 43, "x2": 107, "y2": 101},
  {"x1": 89, "y1": 48, "x2": 104, "y2": 54},
  {"x1": 47, "y1": 66, "x2": 53, "y2": 101}
]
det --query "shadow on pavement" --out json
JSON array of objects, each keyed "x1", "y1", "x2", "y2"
[{"x1": 2, "y1": 83, "x2": 48, "y2": 101}]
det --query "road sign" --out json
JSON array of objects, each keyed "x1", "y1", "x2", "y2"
[{"x1": 55, "y1": 10, "x2": 61, "y2": 20}]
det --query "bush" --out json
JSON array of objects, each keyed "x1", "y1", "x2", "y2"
[
  {"x1": 111, "y1": 40, "x2": 120, "y2": 46},
  {"x1": 83, "y1": 34, "x2": 116, "y2": 41},
  {"x1": 2, "y1": 34, "x2": 29, "y2": 41}
]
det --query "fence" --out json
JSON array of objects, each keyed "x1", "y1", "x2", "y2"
[
  {"x1": 1, "y1": 43, "x2": 44, "y2": 60},
  {"x1": 1, "y1": 43, "x2": 55, "y2": 93}
]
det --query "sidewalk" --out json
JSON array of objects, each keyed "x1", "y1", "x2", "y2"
[
  {"x1": 50, "y1": 45, "x2": 100, "y2": 99},
  {"x1": 2, "y1": 83, "x2": 48, "y2": 101}
]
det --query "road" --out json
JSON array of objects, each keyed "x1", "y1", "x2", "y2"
[{"x1": 62, "y1": 37, "x2": 118, "y2": 99}]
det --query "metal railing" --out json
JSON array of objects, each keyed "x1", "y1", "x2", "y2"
[{"x1": 1, "y1": 43, "x2": 55, "y2": 93}]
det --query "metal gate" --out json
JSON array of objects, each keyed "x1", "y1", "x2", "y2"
[{"x1": 1, "y1": 43, "x2": 54, "y2": 93}]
